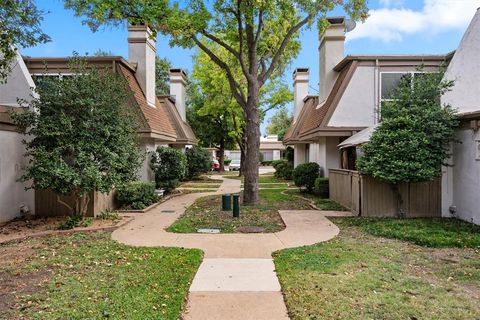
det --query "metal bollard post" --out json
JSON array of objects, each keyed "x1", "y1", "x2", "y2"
[
  {"x1": 232, "y1": 194, "x2": 240, "y2": 218},
  {"x1": 222, "y1": 194, "x2": 231, "y2": 211}
]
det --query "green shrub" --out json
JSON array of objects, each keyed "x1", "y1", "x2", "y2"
[
  {"x1": 314, "y1": 177, "x2": 329, "y2": 198},
  {"x1": 186, "y1": 146, "x2": 211, "y2": 179},
  {"x1": 261, "y1": 160, "x2": 273, "y2": 166},
  {"x1": 274, "y1": 160, "x2": 293, "y2": 180},
  {"x1": 117, "y1": 181, "x2": 159, "y2": 210},
  {"x1": 150, "y1": 147, "x2": 187, "y2": 192},
  {"x1": 272, "y1": 159, "x2": 286, "y2": 169},
  {"x1": 58, "y1": 216, "x2": 93, "y2": 230},
  {"x1": 98, "y1": 209, "x2": 119, "y2": 221},
  {"x1": 293, "y1": 162, "x2": 320, "y2": 192},
  {"x1": 223, "y1": 158, "x2": 232, "y2": 166}
]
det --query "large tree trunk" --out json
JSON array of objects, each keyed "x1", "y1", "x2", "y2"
[
  {"x1": 243, "y1": 90, "x2": 261, "y2": 204},
  {"x1": 239, "y1": 145, "x2": 245, "y2": 177},
  {"x1": 218, "y1": 139, "x2": 225, "y2": 173}
]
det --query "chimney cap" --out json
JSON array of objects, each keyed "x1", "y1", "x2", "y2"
[
  {"x1": 327, "y1": 17, "x2": 346, "y2": 25},
  {"x1": 170, "y1": 68, "x2": 188, "y2": 77}
]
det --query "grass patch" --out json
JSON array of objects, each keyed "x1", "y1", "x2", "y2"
[
  {"x1": 285, "y1": 190, "x2": 347, "y2": 211},
  {"x1": 258, "y1": 175, "x2": 289, "y2": 183},
  {"x1": 274, "y1": 222, "x2": 480, "y2": 320},
  {"x1": 188, "y1": 175, "x2": 220, "y2": 183},
  {"x1": 168, "y1": 190, "x2": 311, "y2": 233},
  {"x1": 0, "y1": 232, "x2": 202, "y2": 319},
  {"x1": 180, "y1": 183, "x2": 221, "y2": 189},
  {"x1": 181, "y1": 189, "x2": 217, "y2": 194},
  {"x1": 167, "y1": 195, "x2": 285, "y2": 233},
  {"x1": 337, "y1": 217, "x2": 480, "y2": 248},
  {"x1": 222, "y1": 174, "x2": 243, "y2": 180}
]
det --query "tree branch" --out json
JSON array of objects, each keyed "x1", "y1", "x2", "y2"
[
  {"x1": 259, "y1": 14, "x2": 313, "y2": 84},
  {"x1": 254, "y1": 9, "x2": 263, "y2": 46},
  {"x1": 192, "y1": 36, "x2": 247, "y2": 107},
  {"x1": 233, "y1": 0, "x2": 253, "y2": 82}
]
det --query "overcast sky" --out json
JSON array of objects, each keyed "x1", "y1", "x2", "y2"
[{"x1": 23, "y1": 0, "x2": 480, "y2": 134}]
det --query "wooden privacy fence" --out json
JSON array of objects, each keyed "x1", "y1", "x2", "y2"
[
  {"x1": 35, "y1": 189, "x2": 117, "y2": 217},
  {"x1": 329, "y1": 169, "x2": 441, "y2": 217}
]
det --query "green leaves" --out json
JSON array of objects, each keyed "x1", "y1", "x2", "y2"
[
  {"x1": 0, "y1": 0, "x2": 50, "y2": 83},
  {"x1": 12, "y1": 57, "x2": 143, "y2": 210},
  {"x1": 357, "y1": 68, "x2": 459, "y2": 185}
]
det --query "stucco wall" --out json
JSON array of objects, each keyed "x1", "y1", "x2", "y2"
[
  {"x1": 442, "y1": 9, "x2": 480, "y2": 114},
  {"x1": 442, "y1": 128, "x2": 480, "y2": 225},
  {"x1": 294, "y1": 144, "x2": 306, "y2": 167},
  {"x1": 328, "y1": 66, "x2": 376, "y2": 127},
  {"x1": 0, "y1": 131, "x2": 35, "y2": 223},
  {"x1": 0, "y1": 52, "x2": 36, "y2": 107}
]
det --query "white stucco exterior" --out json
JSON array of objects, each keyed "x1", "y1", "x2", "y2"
[
  {"x1": 0, "y1": 52, "x2": 36, "y2": 223},
  {"x1": 441, "y1": 8, "x2": 480, "y2": 224},
  {"x1": 328, "y1": 66, "x2": 376, "y2": 127},
  {"x1": 442, "y1": 9, "x2": 480, "y2": 114}
]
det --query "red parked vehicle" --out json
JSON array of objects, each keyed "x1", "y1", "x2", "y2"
[{"x1": 211, "y1": 159, "x2": 220, "y2": 171}]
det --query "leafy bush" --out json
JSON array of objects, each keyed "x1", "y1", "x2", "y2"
[
  {"x1": 117, "y1": 181, "x2": 159, "y2": 210},
  {"x1": 224, "y1": 158, "x2": 232, "y2": 166},
  {"x1": 293, "y1": 162, "x2": 320, "y2": 192},
  {"x1": 261, "y1": 160, "x2": 273, "y2": 166},
  {"x1": 314, "y1": 177, "x2": 329, "y2": 198},
  {"x1": 274, "y1": 160, "x2": 293, "y2": 180},
  {"x1": 272, "y1": 159, "x2": 286, "y2": 169},
  {"x1": 186, "y1": 146, "x2": 211, "y2": 179},
  {"x1": 98, "y1": 209, "x2": 119, "y2": 221},
  {"x1": 150, "y1": 147, "x2": 187, "y2": 192},
  {"x1": 58, "y1": 216, "x2": 93, "y2": 230}
]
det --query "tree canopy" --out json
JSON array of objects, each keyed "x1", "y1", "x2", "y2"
[
  {"x1": 12, "y1": 58, "x2": 143, "y2": 216},
  {"x1": 64, "y1": 0, "x2": 369, "y2": 204},
  {"x1": 266, "y1": 106, "x2": 293, "y2": 140},
  {"x1": 0, "y1": 0, "x2": 50, "y2": 83},
  {"x1": 155, "y1": 56, "x2": 172, "y2": 95}
]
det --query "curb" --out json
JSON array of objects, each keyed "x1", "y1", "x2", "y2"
[{"x1": 118, "y1": 191, "x2": 184, "y2": 213}]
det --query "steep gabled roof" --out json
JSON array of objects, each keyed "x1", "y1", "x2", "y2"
[
  {"x1": 117, "y1": 63, "x2": 177, "y2": 141},
  {"x1": 283, "y1": 96, "x2": 319, "y2": 144},
  {"x1": 158, "y1": 96, "x2": 198, "y2": 145}
]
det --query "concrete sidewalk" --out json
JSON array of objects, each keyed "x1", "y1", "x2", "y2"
[{"x1": 112, "y1": 175, "x2": 342, "y2": 319}]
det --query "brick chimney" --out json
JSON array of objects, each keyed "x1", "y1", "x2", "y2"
[
  {"x1": 319, "y1": 17, "x2": 347, "y2": 101},
  {"x1": 128, "y1": 25, "x2": 156, "y2": 107},
  {"x1": 169, "y1": 69, "x2": 187, "y2": 121},
  {"x1": 292, "y1": 68, "x2": 309, "y2": 122}
]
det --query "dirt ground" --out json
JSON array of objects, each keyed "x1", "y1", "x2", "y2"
[{"x1": 0, "y1": 216, "x2": 127, "y2": 243}]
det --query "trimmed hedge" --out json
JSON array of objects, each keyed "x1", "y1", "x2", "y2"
[
  {"x1": 273, "y1": 160, "x2": 293, "y2": 180},
  {"x1": 150, "y1": 147, "x2": 187, "y2": 193},
  {"x1": 117, "y1": 181, "x2": 159, "y2": 210},
  {"x1": 186, "y1": 146, "x2": 211, "y2": 179},
  {"x1": 314, "y1": 177, "x2": 329, "y2": 198},
  {"x1": 261, "y1": 160, "x2": 273, "y2": 166},
  {"x1": 293, "y1": 162, "x2": 320, "y2": 192}
]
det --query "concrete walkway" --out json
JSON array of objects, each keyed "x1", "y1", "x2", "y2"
[{"x1": 112, "y1": 175, "x2": 344, "y2": 320}]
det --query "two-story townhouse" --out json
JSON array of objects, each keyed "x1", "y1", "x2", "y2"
[
  {"x1": 0, "y1": 25, "x2": 196, "y2": 222},
  {"x1": 284, "y1": 17, "x2": 449, "y2": 176}
]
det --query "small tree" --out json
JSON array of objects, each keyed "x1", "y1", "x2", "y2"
[
  {"x1": 12, "y1": 58, "x2": 143, "y2": 216},
  {"x1": 150, "y1": 147, "x2": 187, "y2": 192},
  {"x1": 266, "y1": 107, "x2": 293, "y2": 140},
  {"x1": 185, "y1": 146, "x2": 211, "y2": 179},
  {"x1": 357, "y1": 69, "x2": 459, "y2": 217}
]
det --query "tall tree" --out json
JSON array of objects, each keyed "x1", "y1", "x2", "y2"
[
  {"x1": 64, "y1": 0, "x2": 368, "y2": 204},
  {"x1": 357, "y1": 69, "x2": 458, "y2": 217},
  {"x1": 266, "y1": 106, "x2": 293, "y2": 140},
  {"x1": 155, "y1": 56, "x2": 172, "y2": 95},
  {"x1": 12, "y1": 58, "x2": 143, "y2": 217},
  {"x1": 0, "y1": 0, "x2": 50, "y2": 83}
]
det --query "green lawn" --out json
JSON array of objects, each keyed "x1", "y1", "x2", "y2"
[
  {"x1": 274, "y1": 219, "x2": 480, "y2": 320},
  {"x1": 338, "y1": 217, "x2": 480, "y2": 248},
  {"x1": 168, "y1": 189, "x2": 311, "y2": 233},
  {"x1": 0, "y1": 233, "x2": 202, "y2": 319}
]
